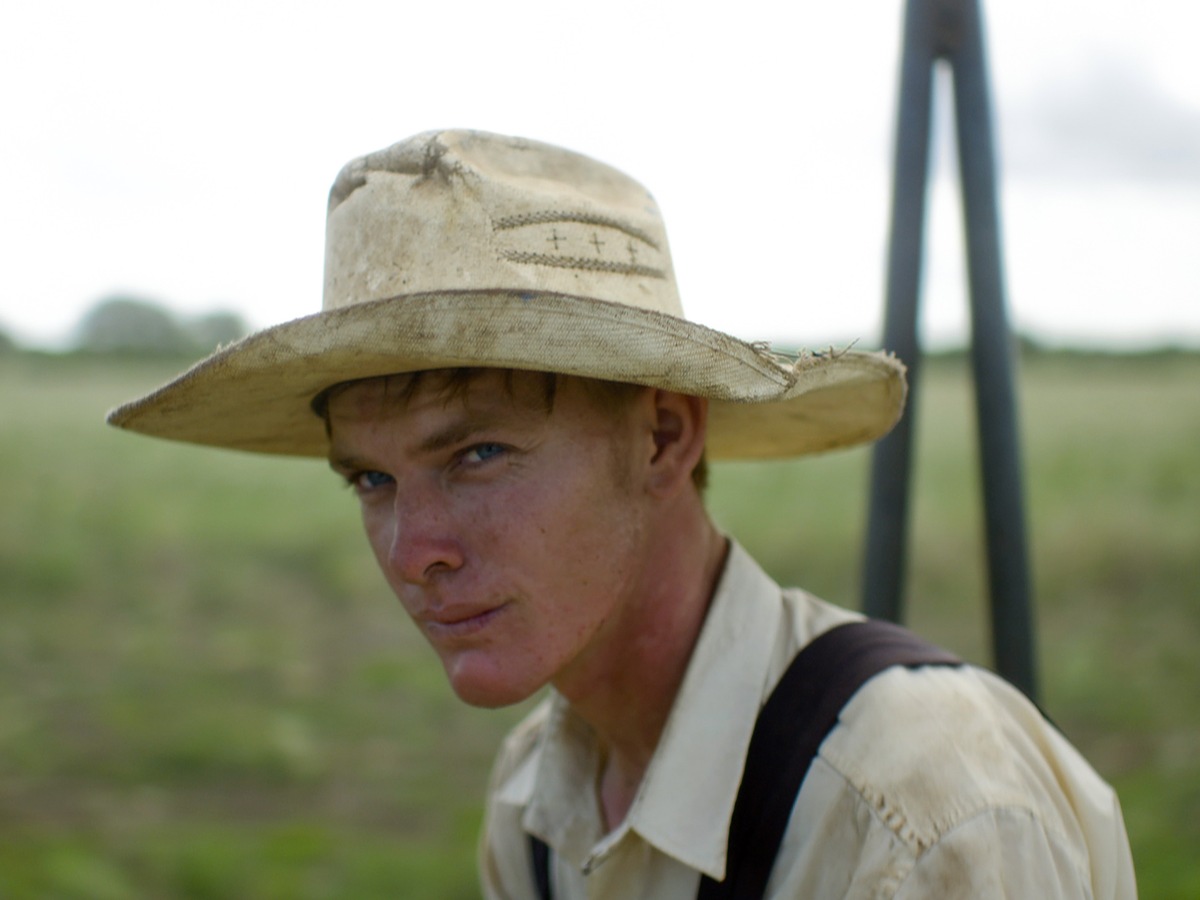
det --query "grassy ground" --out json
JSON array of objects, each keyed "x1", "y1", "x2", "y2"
[{"x1": 1, "y1": 349, "x2": 1196, "y2": 897}]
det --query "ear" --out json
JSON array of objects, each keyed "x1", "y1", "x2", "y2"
[{"x1": 645, "y1": 389, "x2": 708, "y2": 497}]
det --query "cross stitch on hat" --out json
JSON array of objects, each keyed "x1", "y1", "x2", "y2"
[{"x1": 107, "y1": 129, "x2": 906, "y2": 458}]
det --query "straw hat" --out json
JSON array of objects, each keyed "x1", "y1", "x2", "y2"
[{"x1": 107, "y1": 129, "x2": 905, "y2": 459}]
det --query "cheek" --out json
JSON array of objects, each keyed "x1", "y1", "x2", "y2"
[
  {"x1": 530, "y1": 477, "x2": 645, "y2": 609},
  {"x1": 359, "y1": 503, "x2": 422, "y2": 612},
  {"x1": 565, "y1": 456, "x2": 644, "y2": 549},
  {"x1": 359, "y1": 505, "x2": 394, "y2": 568}
]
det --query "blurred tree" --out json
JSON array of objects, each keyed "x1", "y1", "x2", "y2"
[
  {"x1": 75, "y1": 295, "x2": 193, "y2": 355},
  {"x1": 0, "y1": 325, "x2": 15, "y2": 354},
  {"x1": 185, "y1": 310, "x2": 250, "y2": 351}
]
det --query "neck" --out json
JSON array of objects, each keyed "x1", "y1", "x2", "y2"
[{"x1": 554, "y1": 501, "x2": 728, "y2": 831}]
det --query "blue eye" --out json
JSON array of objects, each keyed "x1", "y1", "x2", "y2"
[
  {"x1": 354, "y1": 470, "x2": 394, "y2": 491},
  {"x1": 463, "y1": 443, "x2": 506, "y2": 464}
]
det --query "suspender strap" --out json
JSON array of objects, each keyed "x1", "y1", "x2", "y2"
[
  {"x1": 529, "y1": 619, "x2": 961, "y2": 900},
  {"x1": 530, "y1": 833, "x2": 553, "y2": 900},
  {"x1": 696, "y1": 619, "x2": 960, "y2": 900}
]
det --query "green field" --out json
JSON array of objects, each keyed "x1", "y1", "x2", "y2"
[{"x1": 2, "y1": 349, "x2": 1197, "y2": 898}]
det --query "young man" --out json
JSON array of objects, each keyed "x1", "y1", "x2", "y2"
[{"x1": 109, "y1": 130, "x2": 1136, "y2": 898}]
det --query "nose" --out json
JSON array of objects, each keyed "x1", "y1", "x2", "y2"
[{"x1": 384, "y1": 484, "x2": 465, "y2": 586}]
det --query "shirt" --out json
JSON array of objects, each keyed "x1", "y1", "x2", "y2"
[{"x1": 479, "y1": 541, "x2": 1137, "y2": 899}]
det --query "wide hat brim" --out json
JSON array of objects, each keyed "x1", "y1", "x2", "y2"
[{"x1": 106, "y1": 289, "x2": 906, "y2": 460}]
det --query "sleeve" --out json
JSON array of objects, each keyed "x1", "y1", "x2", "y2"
[
  {"x1": 892, "y1": 806, "x2": 1119, "y2": 900},
  {"x1": 770, "y1": 666, "x2": 1138, "y2": 900}
]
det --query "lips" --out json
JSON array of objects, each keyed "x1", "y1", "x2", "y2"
[{"x1": 422, "y1": 602, "x2": 508, "y2": 639}]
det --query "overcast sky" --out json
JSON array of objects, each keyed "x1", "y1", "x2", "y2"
[{"x1": 3, "y1": 0, "x2": 1198, "y2": 350}]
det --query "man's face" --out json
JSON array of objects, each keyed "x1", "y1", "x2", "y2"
[{"x1": 326, "y1": 370, "x2": 654, "y2": 708}]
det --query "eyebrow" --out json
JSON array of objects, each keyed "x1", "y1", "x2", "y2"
[
  {"x1": 327, "y1": 453, "x2": 368, "y2": 476},
  {"x1": 327, "y1": 408, "x2": 535, "y2": 474},
  {"x1": 416, "y1": 419, "x2": 497, "y2": 455}
]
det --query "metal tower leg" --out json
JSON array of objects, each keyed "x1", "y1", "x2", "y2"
[{"x1": 862, "y1": 0, "x2": 1038, "y2": 701}]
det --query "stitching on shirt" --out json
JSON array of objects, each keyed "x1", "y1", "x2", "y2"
[
  {"x1": 812, "y1": 749, "x2": 1092, "y2": 897},
  {"x1": 815, "y1": 667, "x2": 1049, "y2": 855},
  {"x1": 886, "y1": 805, "x2": 1095, "y2": 898},
  {"x1": 812, "y1": 751, "x2": 941, "y2": 856}
]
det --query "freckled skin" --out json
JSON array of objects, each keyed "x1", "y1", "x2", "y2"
[
  {"x1": 328, "y1": 369, "x2": 726, "y2": 829},
  {"x1": 326, "y1": 371, "x2": 656, "y2": 709}
]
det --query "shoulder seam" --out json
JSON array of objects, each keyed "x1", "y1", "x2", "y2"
[{"x1": 889, "y1": 805, "x2": 1094, "y2": 898}]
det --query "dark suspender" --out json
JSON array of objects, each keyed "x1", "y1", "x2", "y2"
[
  {"x1": 530, "y1": 827, "x2": 553, "y2": 900},
  {"x1": 528, "y1": 619, "x2": 961, "y2": 900},
  {"x1": 695, "y1": 619, "x2": 961, "y2": 898}
]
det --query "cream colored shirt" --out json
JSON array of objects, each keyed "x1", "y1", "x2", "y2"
[{"x1": 479, "y1": 542, "x2": 1137, "y2": 899}]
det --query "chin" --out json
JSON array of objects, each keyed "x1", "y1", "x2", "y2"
[{"x1": 444, "y1": 659, "x2": 545, "y2": 709}]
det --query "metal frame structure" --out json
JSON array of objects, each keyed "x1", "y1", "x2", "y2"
[{"x1": 862, "y1": 0, "x2": 1038, "y2": 701}]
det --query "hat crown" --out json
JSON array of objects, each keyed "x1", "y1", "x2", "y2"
[{"x1": 322, "y1": 130, "x2": 683, "y2": 317}]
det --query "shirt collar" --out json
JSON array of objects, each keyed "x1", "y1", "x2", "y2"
[{"x1": 496, "y1": 540, "x2": 784, "y2": 880}]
